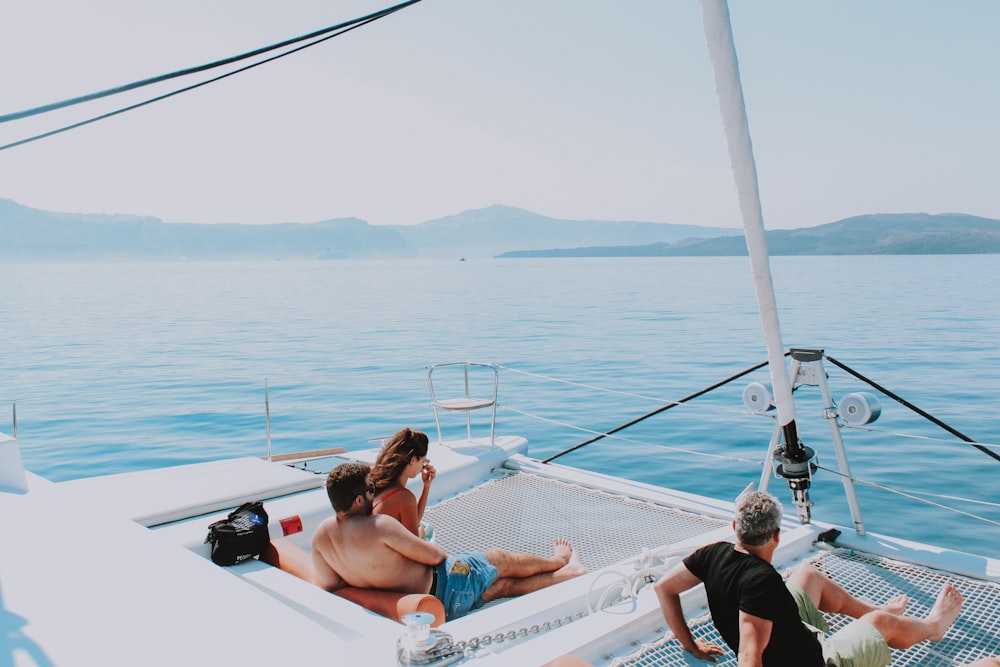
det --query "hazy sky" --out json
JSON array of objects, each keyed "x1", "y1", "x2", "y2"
[{"x1": 1, "y1": 1, "x2": 997, "y2": 229}]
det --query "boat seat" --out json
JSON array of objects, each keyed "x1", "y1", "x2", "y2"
[{"x1": 259, "y1": 538, "x2": 445, "y2": 626}]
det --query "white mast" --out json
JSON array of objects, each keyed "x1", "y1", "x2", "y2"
[{"x1": 699, "y1": 0, "x2": 815, "y2": 520}]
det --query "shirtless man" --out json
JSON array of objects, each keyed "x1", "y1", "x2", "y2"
[{"x1": 312, "y1": 462, "x2": 587, "y2": 620}]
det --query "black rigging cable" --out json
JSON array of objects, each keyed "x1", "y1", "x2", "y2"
[
  {"x1": 543, "y1": 357, "x2": 773, "y2": 463},
  {"x1": 0, "y1": 0, "x2": 421, "y2": 124},
  {"x1": 0, "y1": 0, "x2": 422, "y2": 151},
  {"x1": 825, "y1": 355, "x2": 1000, "y2": 463}
]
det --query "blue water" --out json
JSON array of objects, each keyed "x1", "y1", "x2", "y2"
[{"x1": 1, "y1": 256, "x2": 998, "y2": 556}]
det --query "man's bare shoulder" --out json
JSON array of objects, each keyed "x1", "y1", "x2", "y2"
[
  {"x1": 311, "y1": 515, "x2": 336, "y2": 548},
  {"x1": 313, "y1": 514, "x2": 340, "y2": 535},
  {"x1": 313, "y1": 513, "x2": 399, "y2": 537}
]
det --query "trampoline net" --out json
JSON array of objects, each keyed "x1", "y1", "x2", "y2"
[{"x1": 424, "y1": 470, "x2": 728, "y2": 571}]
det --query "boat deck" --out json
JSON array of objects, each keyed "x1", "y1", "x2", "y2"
[{"x1": 4, "y1": 435, "x2": 997, "y2": 667}]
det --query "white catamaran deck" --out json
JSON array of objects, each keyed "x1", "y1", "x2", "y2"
[
  {"x1": 3, "y1": 421, "x2": 1000, "y2": 667},
  {"x1": 0, "y1": 471, "x2": 370, "y2": 666}
]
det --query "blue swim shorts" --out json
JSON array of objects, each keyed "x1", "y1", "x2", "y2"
[{"x1": 432, "y1": 551, "x2": 499, "y2": 620}]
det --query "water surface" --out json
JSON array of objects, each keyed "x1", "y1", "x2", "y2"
[{"x1": 1, "y1": 256, "x2": 997, "y2": 555}]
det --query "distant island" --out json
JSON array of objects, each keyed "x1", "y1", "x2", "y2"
[
  {"x1": 497, "y1": 213, "x2": 1000, "y2": 257},
  {"x1": 1, "y1": 198, "x2": 998, "y2": 260}
]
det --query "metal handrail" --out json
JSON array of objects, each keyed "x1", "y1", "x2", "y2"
[{"x1": 427, "y1": 362, "x2": 498, "y2": 444}]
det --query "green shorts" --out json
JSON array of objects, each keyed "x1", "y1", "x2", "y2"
[{"x1": 787, "y1": 582, "x2": 892, "y2": 667}]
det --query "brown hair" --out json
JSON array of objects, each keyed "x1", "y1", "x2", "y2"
[
  {"x1": 325, "y1": 462, "x2": 371, "y2": 512},
  {"x1": 370, "y1": 427, "x2": 429, "y2": 494}
]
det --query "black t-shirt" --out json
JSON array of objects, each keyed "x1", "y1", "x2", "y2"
[{"x1": 683, "y1": 542, "x2": 824, "y2": 667}]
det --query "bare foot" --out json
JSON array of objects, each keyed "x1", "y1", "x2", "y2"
[
  {"x1": 555, "y1": 546, "x2": 587, "y2": 579},
  {"x1": 882, "y1": 594, "x2": 909, "y2": 615},
  {"x1": 552, "y1": 538, "x2": 573, "y2": 565},
  {"x1": 927, "y1": 584, "x2": 963, "y2": 641}
]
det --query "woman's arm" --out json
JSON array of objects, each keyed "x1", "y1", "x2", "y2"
[{"x1": 415, "y1": 462, "x2": 436, "y2": 525}]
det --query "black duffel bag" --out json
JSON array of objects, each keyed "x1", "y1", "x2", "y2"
[{"x1": 205, "y1": 501, "x2": 270, "y2": 566}]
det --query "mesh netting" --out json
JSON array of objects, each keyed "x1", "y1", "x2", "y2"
[
  {"x1": 612, "y1": 549, "x2": 1000, "y2": 667},
  {"x1": 423, "y1": 471, "x2": 728, "y2": 571},
  {"x1": 814, "y1": 550, "x2": 1000, "y2": 667}
]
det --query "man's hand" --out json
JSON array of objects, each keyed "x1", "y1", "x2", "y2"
[
  {"x1": 686, "y1": 638, "x2": 725, "y2": 662},
  {"x1": 654, "y1": 562, "x2": 723, "y2": 661}
]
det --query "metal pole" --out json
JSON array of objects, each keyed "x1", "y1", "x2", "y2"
[
  {"x1": 759, "y1": 357, "x2": 802, "y2": 493},
  {"x1": 813, "y1": 358, "x2": 865, "y2": 535},
  {"x1": 758, "y1": 419, "x2": 782, "y2": 495},
  {"x1": 265, "y1": 379, "x2": 272, "y2": 461}
]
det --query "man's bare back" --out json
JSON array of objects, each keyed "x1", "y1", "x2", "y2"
[
  {"x1": 316, "y1": 461, "x2": 586, "y2": 620},
  {"x1": 311, "y1": 511, "x2": 442, "y2": 594}
]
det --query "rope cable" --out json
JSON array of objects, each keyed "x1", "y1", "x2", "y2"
[{"x1": 0, "y1": 0, "x2": 422, "y2": 124}]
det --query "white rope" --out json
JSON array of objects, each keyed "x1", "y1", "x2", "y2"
[
  {"x1": 500, "y1": 405, "x2": 765, "y2": 467},
  {"x1": 815, "y1": 464, "x2": 1000, "y2": 527},
  {"x1": 841, "y1": 422, "x2": 1000, "y2": 453},
  {"x1": 585, "y1": 547, "x2": 692, "y2": 615},
  {"x1": 496, "y1": 364, "x2": 765, "y2": 421},
  {"x1": 497, "y1": 365, "x2": 672, "y2": 401}
]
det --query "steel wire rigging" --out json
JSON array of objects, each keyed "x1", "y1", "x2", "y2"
[
  {"x1": 504, "y1": 361, "x2": 1000, "y2": 528},
  {"x1": 535, "y1": 353, "x2": 999, "y2": 464},
  {"x1": 0, "y1": 0, "x2": 423, "y2": 152}
]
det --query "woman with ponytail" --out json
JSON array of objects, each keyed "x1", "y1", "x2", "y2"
[{"x1": 370, "y1": 427, "x2": 436, "y2": 538}]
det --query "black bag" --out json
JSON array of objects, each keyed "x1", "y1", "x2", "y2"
[{"x1": 205, "y1": 501, "x2": 270, "y2": 566}]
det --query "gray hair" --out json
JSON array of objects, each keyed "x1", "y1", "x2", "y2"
[{"x1": 734, "y1": 491, "x2": 783, "y2": 546}]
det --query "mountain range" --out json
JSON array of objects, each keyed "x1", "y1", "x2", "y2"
[
  {"x1": 499, "y1": 212, "x2": 1000, "y2": 257},
  {"x1": 2, "y1": 199, "x2": 998, "y2": 260}
]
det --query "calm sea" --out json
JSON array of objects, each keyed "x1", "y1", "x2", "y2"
[{"x1": 1, "y1": 256, "x2": 997, "y2": 556}]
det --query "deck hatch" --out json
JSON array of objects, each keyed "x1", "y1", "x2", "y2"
[
  {"x1": 423, "y1": 471, "x2": 727, "y2": 571},
  {"x1": 610, "y1": 548, "x2": 1000, "y2": 666}
]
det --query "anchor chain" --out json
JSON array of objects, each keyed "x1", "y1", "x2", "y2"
[{"x1": 424, "y1": 609, "x2": 590, "y2": 661}]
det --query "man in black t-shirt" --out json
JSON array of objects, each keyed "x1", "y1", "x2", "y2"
[{"x1": 653, "y1": 491, "x2": 964, "y2": 667}]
